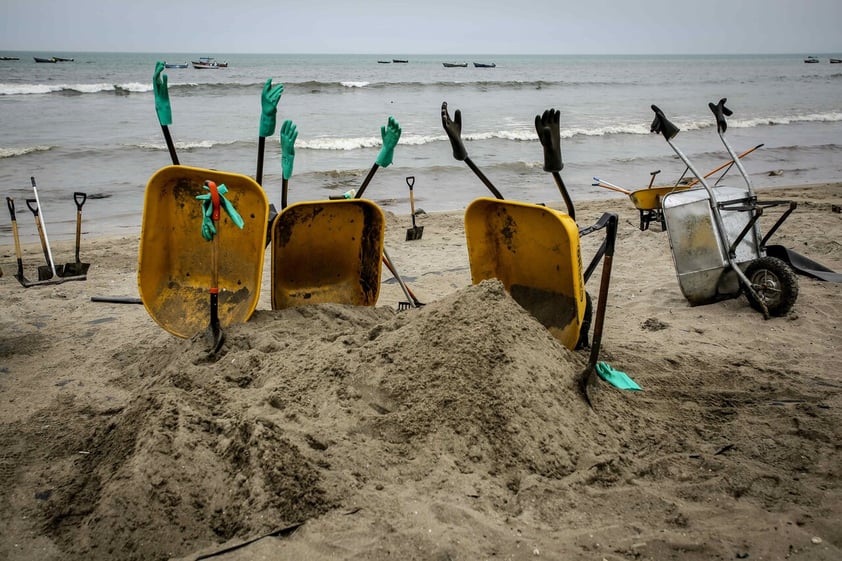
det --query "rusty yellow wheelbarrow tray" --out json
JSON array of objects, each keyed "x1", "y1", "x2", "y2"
[
  {"x1": 137, "y1": 165, "x2": 269, "y2": 338},
  {"x1": 464, "y1": 197, "x2": 587, "y2": 350},
  {"x1": 270, "y1": 198, "x2": 385, "y2": 309}
]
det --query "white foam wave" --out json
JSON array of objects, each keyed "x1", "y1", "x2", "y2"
[
  {"x1": 0, "y1": 145, "x2": 53, "y2": 158},
  {"x1": 0, "y1": 82, "x2": 152, "y2": 95},
  {"x1": 134, "y1": 140, "x2": 231, "y2": 150},
  {"x1": 340, "y1": 81, "x2": 370, "y2": 88}
]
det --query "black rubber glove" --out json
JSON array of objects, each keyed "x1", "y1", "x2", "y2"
[
  {"x1": 535, "y1": 108, "x2": 563, "y2": 172},
  {"x1": 441, "y1": 101, "x2": 468, "y2": 161}
]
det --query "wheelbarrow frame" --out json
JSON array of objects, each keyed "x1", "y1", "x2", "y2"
[{"x1": 651, "y1": 101, "x2": 798, "y2": 318}]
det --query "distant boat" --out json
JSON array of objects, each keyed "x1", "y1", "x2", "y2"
[
  {"x1": 473, "y1": 62, "x2": 496, "y2": 68},
  {"x1": 0, "y1": 56, "x2": 20, "y2": 61},
  {"x1": 191, "y1": 57, "x2": 228, "y2": 69},
  {"x1": 830, "y1": 58, "x2": 841, "y2": 64},
  {"x1": 377, "y1": 60, "x2": 391, "y2": 64},
  {"x1": 442, "y1": 62, "x2": 467, "y2": 68},
  {"x1": 392, "y1": 59, "x2": 409, "y2": 63},
  {"x1": 804, "y1": 56, "x2": 820, "y2": 63},
  {"x1": 164, "y1": 62, "x2": 188, "y2": 69},
  {"x1": 34, "y1": 57, "x2": 56, "y2": 63},
  {"x1": 53, "y1": 56, "x2": 74, "y2": 62}
]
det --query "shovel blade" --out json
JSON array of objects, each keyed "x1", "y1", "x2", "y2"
[
  {"x1": 37, "y1": 264, "x2": 63, "y2": 281},
  {"x1": 577, "y1": 365, "x2": 598, "y2": 409},
  {"x1": 405, "y1": 225, "x2": 424, "y2": 241},
  {"x1": 62, "y1": 262, "x2": 90, "y2": 277},
  {"x1": 205, "y1": 325, "x2": 225, "y2": 355}
]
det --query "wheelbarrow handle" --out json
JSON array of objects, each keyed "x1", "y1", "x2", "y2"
[
  {"x1": 74, "y1": 192, "x2": 87, "y2": 211},
  {"x1": 708, "y1": 97, "x2": 733, "y2": 134},
  {"x1": 650, "y1": 105, "x2": 680, "y2": 140}
]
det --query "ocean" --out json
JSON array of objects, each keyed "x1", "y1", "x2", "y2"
[{"x1": 1, "y1": 52, "x2": 840, "y2": 243}]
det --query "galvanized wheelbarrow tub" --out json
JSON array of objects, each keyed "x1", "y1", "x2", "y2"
[
  {"x1": 137, "y1": 165, "x2": 269, "y2": 338},
  {"x1": 662, "y1": 186, "x2": 759, "y2": 305}
]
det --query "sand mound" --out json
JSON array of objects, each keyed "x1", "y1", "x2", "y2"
[{"x1": 18, "y1": 280, "x2": 633, "y2": 560}]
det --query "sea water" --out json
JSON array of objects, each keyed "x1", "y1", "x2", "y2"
[{"x1": 1, "y1": 52, "x2": 840, "y2": 243}]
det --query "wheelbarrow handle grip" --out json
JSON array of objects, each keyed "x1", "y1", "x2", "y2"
[
  {"x1": 25, "y1": 198, "x2": 39, "y2": 215},
  {"x1": 650, "y1": 105, "x2": 680, "y2": 140},
  {"x1": 708, "y1": 97, "x2": 733, "y2": 134},
  {"x1": 74, "y1": 192, "x2": 87, "y2": 211}
]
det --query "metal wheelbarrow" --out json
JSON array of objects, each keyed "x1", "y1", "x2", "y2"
[{"x1": 650, "y1": 100, "x2": 798, "y2": 317}]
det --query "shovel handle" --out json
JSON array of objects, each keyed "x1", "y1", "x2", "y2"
[
  {"x1": 406, "y1": 176, "x2": 415, "y2": 190},
  {"x1": 7, "y1": 196, "x2": 17, "y2": 221},
  {"x1": 74, "y1": 192, "x2": 87, "y2": 211},
  {"x1": 25, "y1": 198, "x2": 39, "y2": 216}
]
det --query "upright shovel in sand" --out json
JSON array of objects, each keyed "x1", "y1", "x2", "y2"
[
  {"x1": 404, "y1": 176, "x2": 424, "y2": 241},
  {"x1": 63, "y1": 192, "x2": 90, "y2": 276},
  {"x1": 204, "y1": 181, "x2": 224, "y2": 355}
]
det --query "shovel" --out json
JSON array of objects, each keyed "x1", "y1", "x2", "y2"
[
  {"x1": 63, "y1": 192, "x2": 90, "y2": 276},
  {"x1": 7, "y1": 197, "x2": 35, "y2": 287},
  {"x1": 25, "y1": 198, "x2": 63, "y2": 280},
  {"x1": 404, "y1": 176, "x2": 424, "y2": 241},
  {"x1": 205, "y1": 181, "x2": 225, "y2": 355}
]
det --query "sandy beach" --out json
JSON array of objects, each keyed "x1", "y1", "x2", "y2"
[{"x1": 1, "y1": 182, "x2": 840, "y2": 561}]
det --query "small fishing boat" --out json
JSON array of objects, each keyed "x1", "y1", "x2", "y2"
[
  {"x1": 377, "y1": 60, "x2": 391, "y2": 64},
  {"x1": 191, "y1": 57, "x2": 228, "y2": 69},
  {"x1": 473, "y1": 62, "x2": 496, "y2": 68},
  {"x1": 443, "y1": 62, "x2": 467, "y2": 68},
  {"x1": 830, "y1": 58, "x2": 842, "y2": 64},
  {"x1": 0, "y1": 56, "x2": 20, "y2": 61},
  {"x1": 34, "y1": 56, "x2": 56, "y2": 63},
  {"x1": 164, "y1": 62, "x2": 188, "y2": 69},
  {"x1": 804, "y1": 56, "x2": 820, "y2": 63},
  {"x1": 53, "y1": 56, "x2": 74, "y2": 62},
  {"x1": 392, "y1": 59, "x2": 408, "y2": 63}
]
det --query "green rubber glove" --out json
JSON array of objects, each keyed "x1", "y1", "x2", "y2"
[
  {"x1": 259, "y1": 78, "x2": 284, "y2": 137},
  {"x1": 376, "y1": 115, "x2": 401, "y2": 168},
  {"x1": 153, "y1": 61, "x2": 172, "y2": 126},
  {"x1": 595, "y1": 362, "x2": 642, "y2": 391},
  {"x1": 196, "y1": 183, "x2": 244, "y2": 241},
  {"x1": 535, "y1": 108, "x2": 563, "y2": 172},
  {"x1": 280, "y1": 119, "x2": 298, "y2": 180}
]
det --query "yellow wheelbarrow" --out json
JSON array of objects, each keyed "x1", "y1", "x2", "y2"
[
  {"x1": 443, "y1": 103, "x2": 619, "y2": 406},
  {"x1": 465, "y1": 198, "x2": 587, "y2": 349},
  {"x1": 270, "y1": 198, "x2": 385, "y2": 309},
  {"x1": 137, "y1": 165, "x2": 269, "y2": 338}
]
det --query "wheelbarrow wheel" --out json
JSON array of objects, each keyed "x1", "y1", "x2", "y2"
[{"x1": 744, "y1": 256, "x2": 798, "y2": 317}]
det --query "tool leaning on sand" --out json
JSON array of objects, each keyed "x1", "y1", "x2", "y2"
[{"x1": 5, "y1": 177, "x2": 89, "y2": 288}]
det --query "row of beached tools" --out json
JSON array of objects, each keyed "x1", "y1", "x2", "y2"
[{"x1": 6, "y1": 177, "x2": 90, "y2": 287}]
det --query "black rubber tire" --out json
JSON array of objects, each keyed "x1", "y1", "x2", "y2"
[{"x1": 744, "y1": 256, "x2": 798, "y2": 317}]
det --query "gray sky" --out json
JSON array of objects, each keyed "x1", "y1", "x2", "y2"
[{"x1": 2, "y1": 0, "x2": 841, "y2": 54}]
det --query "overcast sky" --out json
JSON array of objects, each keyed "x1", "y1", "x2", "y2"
[{"x1": 2, "y1": 0, "x2": 841, "y2": 55}]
